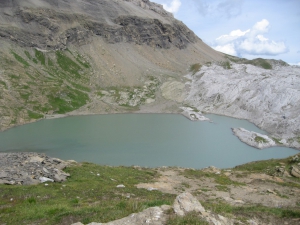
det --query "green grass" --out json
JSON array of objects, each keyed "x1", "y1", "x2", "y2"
[
  {"x1": 182, "y1": 169, "x2": 245, "y2": 187},
  {"x1": 35, "y1": 49, "x2": 46, "y2": 65},
  {"x1": 225, "y1": 55, "x2": 273, "y2": 70},
  {"x1": 234, "y1": 159, "x2": 281, "y2": 173},
  {"x1": 56, "y1": 51, "x2": 82, "y2": 79},
  {"x1": 202, "y1": 200, "x2": 300, "y2": 219},
  {"x1": 0, "y1": 163, "x2": 174, "y2": 225},
  {"x1": 216, "y1": 185, "x2": 229, "y2": 192},
  {"x1": 190, "y1": 63, "x2": 202, "y2": 75},
  {"x1": 254, "y1": 135, "x2": 267, "y2": 143},
  {"x1": 24, "y1": 51, "x2": 32, "y2": 60},
  {"x1": 11, "y1": 51, "x2": 30, "y2": 67},
  {"x1": 27, "y1": 110, "x2": 44, "y2": 119},
  {"x1": 221, "y1": 61, "x2": 231, "y2": 69},
  {"x1": 70, "y1": 81, "x2": 91, "y2": 92},
  {"x1": 0, "y1": 81, "x2": 7, "y2": 89},
  {"x1": 233, "y1": 155, "x2": 300, "y2": 178},
  {"x1": 272, "y1": 137, "x2": 282, "y2": 144},
  {"x1": 167, "y1": 212, "x2": 209, "y2": 225},
  {"x1": 47, "y1": 86, "x2": 89, "y2": 114}
]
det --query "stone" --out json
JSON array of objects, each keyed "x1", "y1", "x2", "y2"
[
  {"x1": 71, "y1": 223, "x2": 84, "y2": 225},
  {"x1": 116, "y1": 184, "x2": 125, "y2": 188},
  {"x1": 267, "y1": 189, "x2": 277, "y2": 195},
  {"x1": 173, "y1": 192, "x2": 205, "y2": 216},
  {"x1": 87, "y1": 206, "x2": 168, "y2": 225},
  {"x1": 283, "y1": 171, "x2": 292, "y2": 177},
  {"x1": 0, "y1": 172, "x2": 8, "y2": 178},
  {"x1": 43, "y1": 167, "x2": 50, "y2": 173},
  {"x1": 29, "y1": 156, "x2": 44, "y2": 163},
  {"x1": 291, "y1": 166, "x2": 300, "y2": 178},
  {"x1": 39, "y1": 177, "x2": 54, "y2": 183},
  {"x1": 23, "y1": 176, "x2": 40, "y2": 185},
  {"x1": 0, "y1": 153, "x2": 73, "y2": 185}
]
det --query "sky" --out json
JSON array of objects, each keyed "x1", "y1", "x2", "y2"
[{"x1": 151, "y1": 0, "x2": 300, "y2": 65}]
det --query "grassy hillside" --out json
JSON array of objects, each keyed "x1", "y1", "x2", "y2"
[{"x1": 1, "y1": 155, "x2": 300, "y2": 225}]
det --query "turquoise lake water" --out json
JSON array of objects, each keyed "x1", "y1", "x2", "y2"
[{"x1": 0, "y1": 114, "x2": 298, "y2": 168}]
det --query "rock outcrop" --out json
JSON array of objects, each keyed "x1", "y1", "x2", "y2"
[
  {"x1": 232, "y1": 128, "x2": 277, "y2": 149},
  {"x1": 72, "y1": 192, "x2": 238, "y2": 225},
  {"x1": 185, "y1": 62, "x2": 300, "y2": 143},
  {"x1": 0, "y1": 152, "x2": 73, "y2": 185},
  {"x1": 173, "y1": 192, "x2": 205, "y2": 216},
  {"x1": 0, "y1": 0, "x2": 197, "y2": 50}
]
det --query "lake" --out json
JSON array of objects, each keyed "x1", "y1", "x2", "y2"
[{"x1": 0, "y1": 114, "x2": 298, "y2": 168}]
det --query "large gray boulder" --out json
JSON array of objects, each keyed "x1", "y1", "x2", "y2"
[
  {"x1": 173, "y1": 192, "x2": 205, "y2": 216},
  {"x1": 291, "y1": 165, "x2": 300, "y2": 178},
  {"x1": 72, "y1": 205, "x2": 171, "y2": 225}
]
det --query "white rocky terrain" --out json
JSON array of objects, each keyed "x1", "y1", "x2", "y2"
[{"x1": 182, "y1": 62, "x2": 300, "y2": 148}]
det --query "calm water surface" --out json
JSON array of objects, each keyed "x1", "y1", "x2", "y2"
[{"x1": 0, "y1": 114, "x2": 298, "y2": 168}]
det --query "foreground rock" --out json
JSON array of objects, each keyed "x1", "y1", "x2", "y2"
[
  {"x1": 0, "y1": 152, "x2": 73, "y2": 185},
  {"x1": 173, "y1": 192, "x2": 205, "y2": 216},
  {"x1": 72, "y1": 192, "x2": 238, "y2": 225}
]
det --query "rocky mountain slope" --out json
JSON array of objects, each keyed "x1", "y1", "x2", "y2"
[
  {"x1": 184, "y1": 58, "x2": 300, "y2": 147},
  {"x1": 0, "y1": 0, "x2": 299, "y2": 149},
  {"x1": 0, "y1": 0, "x2": 223, "y2": 131}
]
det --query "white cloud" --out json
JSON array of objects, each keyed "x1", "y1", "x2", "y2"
[
  {"x1": 162, "y1": 0, "x2": 181, "y2": 14},
  {"x1": 216, "y1": 29, "x2": 250, "y2": 45},
  {"x1": 213, "y1": 19, "x2": 289, "y2": 56},
  {"x1": 214, "y1": 44, "x2": 237, "y2": 55},
  {"x1": 252, "y1": 19, "x2": 269, "y2": 33},
  {"x1": 256, "y1": 35, "x2": 268, "y2": 42}
]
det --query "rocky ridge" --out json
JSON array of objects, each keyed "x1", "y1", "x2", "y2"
[
  {"x1": 0, "y1": 152, "x2": 73, "y2": 185},
  {"x1": 183, "y1": 61, "x2": 300, "y2": 147},
  {"x1": 1, "y1": 0, "x2": 191, "y2": 50}
]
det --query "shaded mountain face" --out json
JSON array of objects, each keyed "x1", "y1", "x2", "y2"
[
  {"x1": 0, "y1": 0, "x2": 224, "y2": 131},
  {"x1": 0, "y1": 0, "x2": 198, "y2": 50}
]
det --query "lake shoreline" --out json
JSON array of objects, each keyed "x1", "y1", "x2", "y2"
[{"x1": 0, "y1": 113, "x2": 298, "y2": 169}]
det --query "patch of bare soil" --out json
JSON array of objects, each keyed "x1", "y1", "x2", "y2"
[{"x1": 136, "y1": 162, "x2": 300, "y2": 225}]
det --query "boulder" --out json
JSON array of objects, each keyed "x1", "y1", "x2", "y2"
[
  {"x1": 86, "y1": 206, "x2": 169, "y2": 225},
  {"x1": 291, "y1": 166, "x2": 300, "y2": 178},
  {"x1": 173, "y1": 192, "x2": 205, "y2": 216}
]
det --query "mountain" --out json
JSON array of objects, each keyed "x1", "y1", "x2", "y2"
[
  {"x1": 0, "y1": 0, "x2": 224, "y2": 131},
  {"x1": 0, "y1": 0, "x2": 299, "y2": 148}
]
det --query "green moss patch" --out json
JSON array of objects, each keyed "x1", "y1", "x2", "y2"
[
  {"x1": 0, "y1": 163, "x2": 174, "y2": 225},
  {"x1": 11, "y1": 51, "x2": 30, "y2": 67},
  {"x1": 190, "y1": 63, "x2": 201, "y2": 75},
  {"x1": 254, "y1": 135, "x2": 267, "y2": 143}
]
